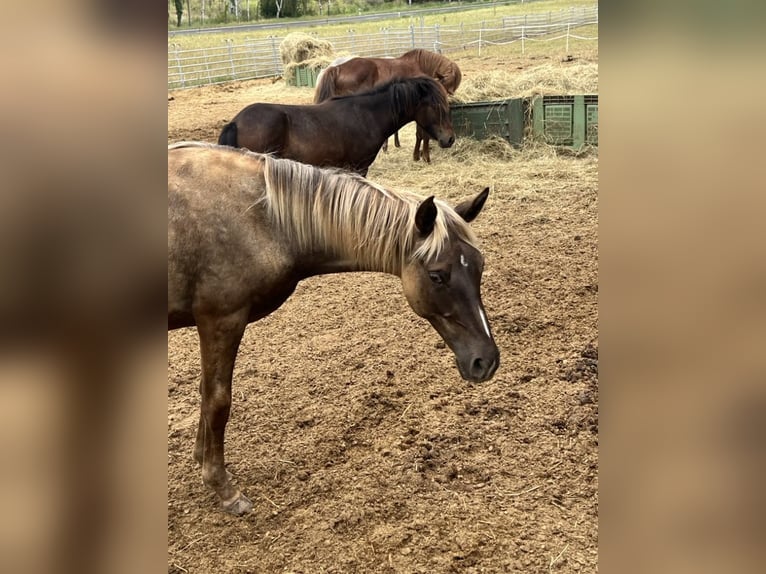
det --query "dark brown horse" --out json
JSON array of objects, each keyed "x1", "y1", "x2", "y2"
[
  {"x1": 218, "y1": 77, "x2": 454, "y2": 177},
  {"x1": 168, "y1": 142, "x2": 499, "y2": 515},
  {"x1": 314, "y1": 49, "x2": 462, "y2": 163}
]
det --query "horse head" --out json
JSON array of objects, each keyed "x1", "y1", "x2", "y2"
[
  {"x1": 411, "y1": 77, "x2": 455, "y2": 149},
  {"x1": 400, "y1": 187, "x2": 498, "y2": 383},
  {"x1": 435, "y1": 61, "x2": 462, "y2": 95}
]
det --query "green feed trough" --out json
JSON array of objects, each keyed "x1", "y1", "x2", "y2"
[
  {"x1": 531, "y1": 95, "x2": 598, "y2": 149},
  {"x1": 450, "y1": 98, "x2": 526, "y2": 148},
  {"x1": 286, "y1": 65, "x2": 323, "y2": 88}
]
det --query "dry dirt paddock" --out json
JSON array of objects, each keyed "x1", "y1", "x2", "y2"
[{"x1": 168, "y1": 48, "x2": 598, "y2": 573}]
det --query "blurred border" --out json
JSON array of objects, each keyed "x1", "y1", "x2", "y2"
[
  {"x1": 0, "y1": 3, "x2": 168, "y2": 573},
  {"x1": 601, "y1": 2, "x2": 766, "y2": 573}
]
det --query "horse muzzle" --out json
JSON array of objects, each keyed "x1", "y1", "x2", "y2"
[
  {"x1": 455, "y1": 347, "x2": 500, "y2": 383},
  {"x1": 438, "y1": 134, "x2": 456, "y2": 148}
]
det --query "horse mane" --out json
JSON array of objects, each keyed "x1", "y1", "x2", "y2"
[
  {"x1": 260, "y1": 153, "x2": 475, "y2": 274},
  {"x1": 402, "y1": 49, "x2": 462, "y2": 94},
  {"x1": 168, "y1": 142, "x2": 476, "y2": 273},
  {"x1": 329, "y1": 77, "x2": 450, "y2": 120}
]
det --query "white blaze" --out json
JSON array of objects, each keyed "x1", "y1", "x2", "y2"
[
  {"x1": 478, "y1": 307, "x2": 491, "y2": 338},
  {"x1": 460, "y1": 254, "x2": 468, "y2": 267}
]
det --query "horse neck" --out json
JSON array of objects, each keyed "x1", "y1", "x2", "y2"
[
  {"x1": 286, "y1": 180, "x2": 412, "y2": 279},
  {"x1": 382, "y1": 87, "x2": 421, "y2": 130},
  {"x1": 350, "y1": 89, "x2": 414, "y2": 135}
]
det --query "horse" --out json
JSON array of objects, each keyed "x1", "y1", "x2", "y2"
[
  {"x1": 218, "y1": 77, "x2": 454, "y2": 177},
  {"x1": 168, "y1": 142, "x2": 499, "y2": 515},
  {"x1": 314, "y1": 49, "x2": 462, "y2": 163}
]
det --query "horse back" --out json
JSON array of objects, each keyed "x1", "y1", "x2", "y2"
[{"x1": 315, "y1": 57, "x2": 381, "y2": 102}]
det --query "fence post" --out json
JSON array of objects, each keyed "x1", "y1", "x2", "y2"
[
  {"x1": 204, "y1": 46, "x2": 212, "y2": 84},
  {"x1": 226, "y1": 39, "x2": 236, "y2": 79},
  {"x1": 478, "y1": 26, "x2": 482, "y2": 56},
  {"x1": 349, "y1": 30, "x2": 355, "y2": 53},
  {"x1": 410, "y1": 24, "x2": 415, "y2": 49},
  {"x1": 172, "y1": 43, "x2": 186, "y2": 89},
  {"x1": 434, "y1": 24, "x2": 440, "y2": 53},
  {"x1": 270, "y1": 36, "x2": 280, "y2": 77},
  {"x1": 566, "y1": 22, "x2": 570, "y2": 53},
  {"x1": 521, "y1": 26, "x2": 525, "y2": 55}
]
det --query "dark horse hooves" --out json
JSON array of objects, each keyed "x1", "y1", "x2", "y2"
[{"x1": 221, "y1": 492, "x2": 253, "y2": 516}]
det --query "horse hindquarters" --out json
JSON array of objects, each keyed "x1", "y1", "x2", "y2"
[
  {"x1": 218, "y1": 122, "x2": 238, "y2": 147},
  {"x1": 229, "y1": 106, "x2": 289, "y2": 156}
]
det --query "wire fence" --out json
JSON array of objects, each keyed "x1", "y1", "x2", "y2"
[{"x1": 168, "y1": 5, "x2": 597, "y2": 90}]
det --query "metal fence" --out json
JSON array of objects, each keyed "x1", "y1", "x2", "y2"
[{"x1": 168, "y1": 5, "x2": 597, "y2": 90}]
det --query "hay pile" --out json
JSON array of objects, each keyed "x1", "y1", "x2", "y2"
[
  {"x1": 280, "y1": 33, "x2": 336, "y2": 77},
  {"x1": 451, "y1": 62, "x2": 598, "y2": 103}
]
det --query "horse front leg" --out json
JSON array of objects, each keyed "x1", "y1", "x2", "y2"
[
  {"x1": 413, "y1": 127, "x2": 423, "y2": 162},
  {"x1": 394, "y1": 130, "x2": 401, "y2": 148},
  {"x1": 422, "y1": 136, "x2": 432, "y2": 163},
  {"x1": 195, "y1": 309, "x2": 251, "y2": 515}
]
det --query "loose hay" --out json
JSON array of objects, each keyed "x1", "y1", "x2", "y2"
[
  {"x1": 451, "y1": 62, "x2": 598, "y2": 102},
  {"x1": 283, "y1": 56, "x2": 336, "y2": 78},
  {"x1": 279, "y1": 33, "x2": 335, "y2": 65}
]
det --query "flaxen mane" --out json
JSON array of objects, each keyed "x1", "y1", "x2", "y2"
[
  {"x1": 168, "y1": 142, "x2": 476, "y2": 274},
  {"x1": 262, "y1": 151, "x2": 475, "y2": 274}
]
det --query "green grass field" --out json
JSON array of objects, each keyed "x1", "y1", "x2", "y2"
[{"x1": 168, "y1": 0, "x2": 597, "y2": 50}]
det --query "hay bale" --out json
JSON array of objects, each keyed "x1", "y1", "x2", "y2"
[
  {"x1": 450, "y1": 62, "x2": 598, "y2": 103},
  {"x1": 279, "y1": 33, "x2": 335, "y2": 65}
]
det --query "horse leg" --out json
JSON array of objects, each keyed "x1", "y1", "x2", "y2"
[
  {"x1": 413, "y1": 128, "x2": 423, "y2": 162},
  {"x1": 394, "y1": 130, "x2": 401, "y2": 148},
  {"x1": 194, "y1": 400, "x2": 234, "y2": 481},
  {"x1": 422, "y1": 136, "x2": 432, "y2": 164},
  {"x1": 195, "y1": 309, "x2": 252, "y2": 516},
  {"x1": 382, "y1": 138, "x2": 388, "y2": 152}
]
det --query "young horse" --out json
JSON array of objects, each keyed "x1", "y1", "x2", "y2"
[
  {"x1": 218, "y1": 77, "x2": 454, "y2": 177},
  {"x1": 314, "y1": 49, "x2": 462, "y2": 163},
  {"x1": 168, "y1": 142, "x2": 499, "y2": 515}
]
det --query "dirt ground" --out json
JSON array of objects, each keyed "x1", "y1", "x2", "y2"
[{"x1": 168, "y1": 48, "x2": 598, "y2": 573}]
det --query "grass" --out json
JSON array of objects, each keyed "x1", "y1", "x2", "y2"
[{"x1": 168, "y1": 0, "x2": 597, "y2": 50}]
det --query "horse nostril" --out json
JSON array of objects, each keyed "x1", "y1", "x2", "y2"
[
  {"x1": 471, "y1": 357, "x2": 484, "y2": 375},
  {"x1": 448, "y1": 135, "x2": 455, "y2": 146}
]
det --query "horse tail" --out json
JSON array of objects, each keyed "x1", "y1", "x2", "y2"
[
  {"x1": 314, "y1": 66, "x2": 339, "y2": 103},
  {"x1": 218, "y1": 122, "x2": 238, "y2": 147}
]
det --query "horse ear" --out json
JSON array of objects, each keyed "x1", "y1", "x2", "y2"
[
  {"x1": 415, "y1": 196, "x2": 438, "y2": 236},
  {"x1": 455, "y1": 187, "x2": 489, "y2": 223}
]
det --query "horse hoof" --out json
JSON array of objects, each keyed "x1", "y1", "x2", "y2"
[{"x1": 222, "y1": 493, "x2": 253, "y2": 516}]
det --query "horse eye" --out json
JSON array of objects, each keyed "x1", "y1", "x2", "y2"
[{"x1": 428, "y1": 271, "x2": 444, "y2": 284}]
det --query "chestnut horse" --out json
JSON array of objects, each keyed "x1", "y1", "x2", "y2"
[
  {"x1": 218, "y1": 77, "x2": 454, "y2": 177},
  {"x1": 168, "y1": 142, "x2": 499, "y2": 515},
  {"x1": 314, "y1": 49, "x2": 462, "y2": 163}
]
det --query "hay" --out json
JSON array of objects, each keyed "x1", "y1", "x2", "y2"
[
  {"x1": 279, "y1": 33, "x2": 335, "y2": 65},
  {"x1": 450, "y1": 62, "x2": 598, "y2": 103},
  {"x1": 283, "y1": 56, "x2": 335, "y2": 77}
]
